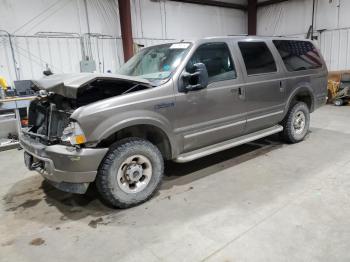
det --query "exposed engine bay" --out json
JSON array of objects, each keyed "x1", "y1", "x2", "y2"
[
  {"x1": 27, "y1": 94, "x2": 73, "y2": 144},
  {"x1": 25, "y1": 76, "x2": 151, "y2": 145},
  {"x1": 75, "y1": 78, "x2": 149, "y2": 107}
]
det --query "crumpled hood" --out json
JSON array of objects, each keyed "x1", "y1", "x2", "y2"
[{"x1": 31, "y1": 73, "x2": 152, "y2": 99}]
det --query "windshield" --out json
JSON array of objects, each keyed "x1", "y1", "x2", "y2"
[{"x1": 118, "y1": 42, "x2": 191, "y2": 84}]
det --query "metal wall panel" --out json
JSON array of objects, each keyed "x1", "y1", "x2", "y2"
[
  {"x1": 257, "y1": 0, "x2": 350, "y2": 71},
  {"x1": 257, "y1": 0, "x2": 312, "y2": 37},
  {"x1": 130, "y1": 0, "x2": 247, "y2": 39},
  {"x1": 319, "y1": 28, "x2": 350, "y2": 71},
  {"x1": 0, "y1": 34, "x2": 17, "y2": 85},
  {"x1": 0, "y1": 34, "x2": 175, "y2": 86},
  {"x1": 11, "y1": 36, "x2": 83, "y2": 80},
  {"x1": 0, "y1": 0, "x2": 247, "y2": 86}
]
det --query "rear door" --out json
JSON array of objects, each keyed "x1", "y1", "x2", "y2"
[
  {"x1": 174, "y1": 41, "x2": 246, "y2": 153},
  {"x1": 236, "y1": 40, "x2": 285, "y2": 134}
]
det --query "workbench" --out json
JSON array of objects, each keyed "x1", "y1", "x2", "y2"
[{"x1": 0, "y1": 96, "x2": 35, "y2": 150}]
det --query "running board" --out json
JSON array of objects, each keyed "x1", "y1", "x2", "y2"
[{"x1": 174, "y1": 125, "x2": 283, "y2": 163}]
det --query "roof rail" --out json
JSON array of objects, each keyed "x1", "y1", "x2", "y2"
[
  {"x1": 227, "y1": 34, "x2": 248, "y2": 36},
  {"x1": 228, "y1": 35, "x2": 292, "y2": 38}
]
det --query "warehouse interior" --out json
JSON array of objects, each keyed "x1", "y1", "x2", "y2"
[{"x1": 1, "y1": 0, "x2": 350, "y2": 261}]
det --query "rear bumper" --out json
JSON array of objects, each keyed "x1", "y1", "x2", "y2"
[
  {"x1": 314, "y1": 94, "x2": 327, "y2": 110},
  {"x1": 20, "y1": 133, "x2": 108, "y2": 193}
]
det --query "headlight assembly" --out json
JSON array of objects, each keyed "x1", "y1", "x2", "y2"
[{"x1": 61, "y1": 122, "x2": 86, "y2": 145}]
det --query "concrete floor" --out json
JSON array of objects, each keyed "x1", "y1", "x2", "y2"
[{"x1": 1, "y1": 105, "x2": 350, "y2": 262}]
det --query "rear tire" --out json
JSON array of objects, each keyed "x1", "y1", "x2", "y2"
[
  {"x1": 334, "y1": 99, "x2": 344, "y2": 106},
  {"x1": 281, "y1": 102, "x2": 310, "y2": 143},
  {"x1": 96, "y1": 138, "x2": 164, "y2": 208}
]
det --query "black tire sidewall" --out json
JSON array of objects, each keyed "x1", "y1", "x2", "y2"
[
  {"x1": 283, "y1": 102, "x2": 310, "y2": 143},
  {"x1": 334, "y1": 99, "x2": 343, "y2": 106},
  {"x1": 96, "y1": 138, "x2": 164, "y2": 208}
]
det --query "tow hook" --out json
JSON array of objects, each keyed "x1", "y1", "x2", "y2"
[{"x1": 31, "y1": 161, "x2": 44, "y2": 170}]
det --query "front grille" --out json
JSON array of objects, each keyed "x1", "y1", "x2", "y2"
[
  {"x1": 47, "y1": 107, "x2": 71, "y2": 140},
  {"x1": 27, "y1": 100, "x2": 71, "y2": 144}
]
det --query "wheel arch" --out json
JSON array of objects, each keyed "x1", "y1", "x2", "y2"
[
  {"x1": 283, "y1": 85, "x2": 315, "y2": 118},
  {"x1": 98, "y1": 122, "x2": 174, "y2": 160}
]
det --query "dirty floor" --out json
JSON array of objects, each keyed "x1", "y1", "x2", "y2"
[{"x1": 1, "y1": 105, "x2": 350, "y2": 262}]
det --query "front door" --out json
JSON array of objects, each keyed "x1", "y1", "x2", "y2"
[{"x1": 174, "y1": 41, "x2": 246, "y2": 153}]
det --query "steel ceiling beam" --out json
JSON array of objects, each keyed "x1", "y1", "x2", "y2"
[
  {"x1": 248, "y1": 0, "x2": 257, "y2": 35},
  {"x1": 118, "y1": 0, "x2": 134, "y2": 62},
  {"x1": 169, "y1": 0, "x2": 288, "y2": 11},
  {"x1": 169, "y1": 0, "x2": 247, "y2": 10},
  {"x1": 257, "y1": 0, "x2": 289, "y2": 7}
]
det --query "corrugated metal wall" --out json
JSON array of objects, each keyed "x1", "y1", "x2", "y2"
[
  {"x1": 319, "y1": 29, "x2": 350, "y2": 71},
  {"x1": 0, "y1": 34, "x2": 17, "y2": 85},
  {"x1": 0, "y1": 32, "x2": 174, "y2": 85},
  {"x1": 0, "y1": 0, "x2": 247, "y2": 86},
  {"x1": 257, "y1": 0, "x2": 350, "y2": 71},
  {"x1": 131, "y1": 0, "x2": 247, "y2": 40}
]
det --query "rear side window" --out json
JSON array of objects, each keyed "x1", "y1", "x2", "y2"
[
  {"x1": 273, "y1": 40, "x2": 322, "y2": 71},
  {"x1": 186, "y1": 42, "x2": 236, "y2": 83},
  {"x1": 238, "y1": 42, "x2": 277, "y2": 75}
]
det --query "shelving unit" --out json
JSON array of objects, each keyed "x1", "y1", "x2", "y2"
[{"x1": 0, "y1": 96, "x2": 35, "y2": 151}]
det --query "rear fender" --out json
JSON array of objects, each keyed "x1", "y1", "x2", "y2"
[{"x1": 283, "y1": 84, "x2": 315, "y2": 119}]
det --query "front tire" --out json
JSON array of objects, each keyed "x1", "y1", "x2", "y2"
[
  {"x1": 96, "y1": 138, "x2": 164, "y2": 208},
  {"x1": 281, "y1": 102, "x2": 310, "y2": 143}
]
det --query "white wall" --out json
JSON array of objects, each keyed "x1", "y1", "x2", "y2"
[
  {"x1": 0, "y1": 0, "x2": 247, "y2": 86},
  {"x1": 257, "y1": 0, "x2": 312, "y2": 37},
  {"x1": 0, "y1": 0, "x2": 123, "y2": 85},
  {"x1": 257, "y1": 0, "x2": 350, "y2": 71},
  {"x1": 131, "y1": 0, "x2": 246, "y2": 40},
  {"x1": 0, "y1": 0, "x2": 120, "y2": 37}
]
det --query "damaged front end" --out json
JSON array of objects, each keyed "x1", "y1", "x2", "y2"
[
  {"x1": 25, "y1": 92, "x2": 75, "y2": 145},
  {"x1": 20, "y1": 73, "x2": 151, "y2": 194},
  {"x1": 24, "y1": 73, "x2": 152, "y2": 145}
]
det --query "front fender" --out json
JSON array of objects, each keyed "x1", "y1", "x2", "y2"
[{"x1": 83, "y1": 109, "x2": 177, "y2": 154}]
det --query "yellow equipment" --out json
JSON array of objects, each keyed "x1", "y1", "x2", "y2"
[
  {"x1": 0, "y1": 76, "x2": 8, "y2": 91},
  {"x1": 327, "y1": 73, "x2": 350, "y2": 106},
  {"x1": 327, "y1": 80, "x2": 339, "y2": 103}
]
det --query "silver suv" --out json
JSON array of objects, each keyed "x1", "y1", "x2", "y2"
[{"x1": 20, "y1": 36, "x2": 328, "y2": 208}]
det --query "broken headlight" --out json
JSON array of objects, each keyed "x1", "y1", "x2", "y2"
[{"x1": 61, "y1": 122, "x2": 86, "y2": 145}]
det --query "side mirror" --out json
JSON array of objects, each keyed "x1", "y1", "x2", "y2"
[{"x1": 181, "y1": 63, "x2": 209, "y2": 92}]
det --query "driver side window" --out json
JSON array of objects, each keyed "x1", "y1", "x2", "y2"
[{"x1": 186, "y1": 42, "x2": 236, "y2": 84}]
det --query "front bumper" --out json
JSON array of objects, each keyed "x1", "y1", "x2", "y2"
[{"x1": 20, "y1": 133, "x2": 108, "y2": 193}]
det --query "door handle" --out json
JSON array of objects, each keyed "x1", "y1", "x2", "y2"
[
  {"x1": 279, "y1": 81, "x2": 285, "y2": 92},
  {"x1": 231, "y1": 87, "x2": 241, "y2": 94},
  {"x1": 231, "y1": 87, "x2": 243, "y2": 98}
]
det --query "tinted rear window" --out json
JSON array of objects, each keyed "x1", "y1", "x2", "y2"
[
  {"x1": 238, "y1": 42, "x2": 277, "y2": 75},
  {"x1": 273, "y1": 40, "x2": 322, "y2": 71}
]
